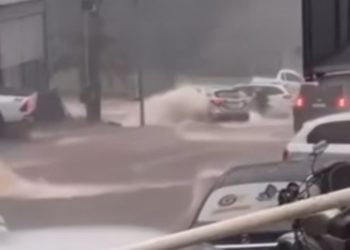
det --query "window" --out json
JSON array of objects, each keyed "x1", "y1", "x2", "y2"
[
  {"x1": 254, "y1": 86, "x2": 283, "y2": 96},
  {"x1": 0, "y1": 15, "x2": 45, "y2": 90},
  {"x1": 283, "y1": 73, "x2": 302, "y2": 82},
  {"x1": 231, "y1": 86, "x2": 254, "y2": 96},
  {"x1": 215, "y1": 90, "x2": 246, "y2": 99},
  {"x1": 2, "y1": 65, "x2": 22, "y2": 88},
  {"x1": 307, "y1": 121, "x2": 350, "y2": 144}
]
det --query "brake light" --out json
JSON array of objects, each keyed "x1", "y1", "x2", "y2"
[
  {"x1": 19, "y1": 93, "x2": 38, "y2": 114},
  {"x1": 283, "y1": 149, "x2": 289, "y2": 161},
  {"x1": 211, "y1": 98, "x2": 226, "y2": 106},
  {"x1": 337, "y1": 97, "x2": 349, "y2": 109},
  {"x1": 295, "y1": 97, "x2": 305, "y2": 108}
]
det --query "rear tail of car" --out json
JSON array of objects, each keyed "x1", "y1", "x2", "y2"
[
  {"x1": 20, "y1": 92, "x2": 38, "y2": 116},
  {"x1": 293, "y1": 82, "x2": 349, "y2": 132}
]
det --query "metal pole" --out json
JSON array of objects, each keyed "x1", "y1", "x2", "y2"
[
  {"x1": 135, "y1": 0, "x2": 146, "y2": 127},
  {"x1": 137, "y1": 63, "x2": 145, "y2": 126},
  {"x1": 82, "y1": 0, "x2": 102, "y2": 122},
  {"x1": 83, "y1": 11, "x2": 91, "y2": 90},
  {"x1": 42, "y1": 0, "x2": 50, "y2": 91},
  {"x1": 115, "y1": 188, "x2": 350, "y2": 250}
]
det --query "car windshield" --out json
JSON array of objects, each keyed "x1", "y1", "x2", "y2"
[
  {"x1": 258, "y1": 86, "x2": 284, "y2": 95},
  {"x1": 0, "y1": 1, "x2": 349, "y2": 250}
]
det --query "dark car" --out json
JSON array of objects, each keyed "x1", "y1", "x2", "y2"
[{"x1": 293, "y1": 75, "x2": 350, "y2": 132}]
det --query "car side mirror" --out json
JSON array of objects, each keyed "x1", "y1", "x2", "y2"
[{"x1": 312, "y1": 140, "x2": 328, "y2": 156}]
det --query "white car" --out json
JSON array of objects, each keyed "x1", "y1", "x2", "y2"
[
  {"x1": 230, "y1": 83, "x2": 292, "y2": 118},
  {"x1": 251, "y1": 69, "x2": 304, "y2": 98},
  {"x1": 284, "y1": 112, "x2": 350, "y2": 161},
  {"x1": 0, "y1": 88, "x2": 38, "y2": 136}
]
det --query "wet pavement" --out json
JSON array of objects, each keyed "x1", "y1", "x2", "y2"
[
  {"x1": 0, "y1": 90, "x2": 294, "y2": 248},
  {"x1": 0, "y1": 120, "x2": 292, "y2": 233}
]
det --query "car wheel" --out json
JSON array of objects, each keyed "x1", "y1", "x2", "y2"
[
  {"x1": 5, "y1": 121, "x2": 32, "y2": 139},
  {"x1": 16, "y1": 122, "x2": 31, "y2": 139}
]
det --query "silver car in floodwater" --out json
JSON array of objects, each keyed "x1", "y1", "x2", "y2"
[{"x1": 207, "y1": 89, "x2": 251, "y2": 121}]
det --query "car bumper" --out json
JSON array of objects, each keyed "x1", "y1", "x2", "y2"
[{"x1": 209, "y1": 108, "x2": 250, "y2": 120}]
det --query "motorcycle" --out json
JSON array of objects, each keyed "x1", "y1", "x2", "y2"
[{"x1": 277, "y1": 141, "x2": 350, "y2": 250}]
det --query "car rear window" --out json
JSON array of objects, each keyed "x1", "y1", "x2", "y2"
[
  {"x1": 231, "y1": 85, "x2": 283, "y2": 96},
  {"x1": 307, "y1": 121, "x2": 350, "y2": 144},
  {"x1": 215, "y1": 90, "x2": 244, "y2": 98},
  {"x1": 231, "y1": 86, "x2": 255, "y2": 96},
  {"x1": 283, "y1": 73, "x2": 302, "y2": 82},
  {"x1": 258, "y1": 86, "x2": 284, "y2": 95}
]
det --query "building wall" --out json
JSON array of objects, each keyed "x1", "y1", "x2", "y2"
[
  {"x1": 46, "y1": 0, "x2": 302, "y2": 97},
  {"x1": 0, "y1": 1, "x2": 45, "y2": 89}
]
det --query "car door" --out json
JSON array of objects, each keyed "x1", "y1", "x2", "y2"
[
  {"x1": 280, "y1": 71, "x2": 303, "y2": 98},
  {"x1": 258, "y1": 86, "x2": 291, "y2": 117}
]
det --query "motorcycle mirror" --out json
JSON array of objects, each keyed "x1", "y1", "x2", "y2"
[{"x1": 312, "y1": 140, "x2": 328, "y2": 156}]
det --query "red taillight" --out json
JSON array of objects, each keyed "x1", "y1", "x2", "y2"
[
  {"x1": 337, "y1": 97, "x2": 349, "y2": 109},
  {"x1": 295, "y1": 97, "x2": 305, "y2": 108},
  {"x1": 20, "y1": 94, "x2": 37, "y2": 114},
  {"x1": 283, "y1": 149, "x2": 289, "y2": 161},
  {"x1": 211, "y1": 98, "x2": 226, "y2": 106}
]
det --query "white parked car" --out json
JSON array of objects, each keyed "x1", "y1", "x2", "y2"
[
  {"x1": 251, "y1": 69, "x2": 304, "y2": 98},
  {"x1": 284, "y1": 112, "x2": 350, "y2": 161},
  {"x1": 230, "y1": 83, "x2": 292, "y2": 118},
  {"x1": 0, "y1": 88, "x2": 38, "y2": 136}
]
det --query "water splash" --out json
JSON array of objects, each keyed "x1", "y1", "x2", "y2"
[{"x1": 121, "y1": 85, "x2": 210, "y2": 127}]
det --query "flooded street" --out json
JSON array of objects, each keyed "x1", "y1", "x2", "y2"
[{"x1": 0, "y1": 86, "x2": 293, "y2": 240}]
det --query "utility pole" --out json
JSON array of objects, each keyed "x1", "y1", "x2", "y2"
[
  {"x1": 81, "y1": 0, "x2": 102, "y2": 122},
  {"x1": 134, "y1": 0, "x2": 146, "y2": 127}
]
